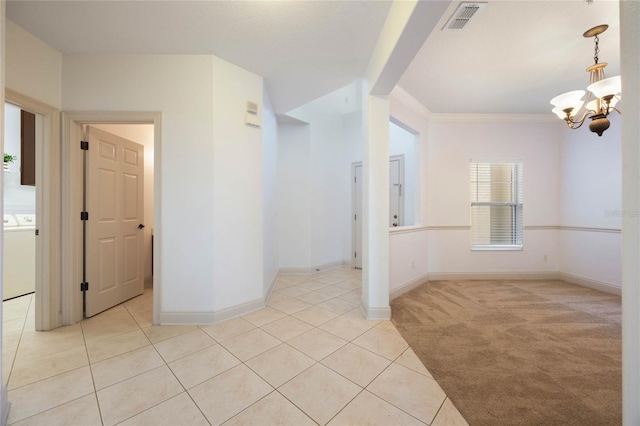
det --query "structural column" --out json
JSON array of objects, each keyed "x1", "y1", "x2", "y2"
[
  {"x1": 621, "y1": 0, "x2": 640, "y2": 424},
  {"x1": 361, "y1": 94, "x2": 391, "y2": 320}
]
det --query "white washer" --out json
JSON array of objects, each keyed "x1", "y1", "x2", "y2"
[{"x1": 3, "y1": 213, "x2": 36, "y2": 300}]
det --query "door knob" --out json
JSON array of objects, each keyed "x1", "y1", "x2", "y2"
[{"x1": 138, "y1": 224, "x2": 145, "y2": 229}]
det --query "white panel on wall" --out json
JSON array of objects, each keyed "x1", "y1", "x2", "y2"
[
  {"x1": 560, "y1": 230, "x2": 621, "y2": 287},
  {"x1": 427, "y1": 229, "x2": 560, "y2": 274},
  {"x1": 389, "y1": 229, "x2": 428, "y2": 291}
]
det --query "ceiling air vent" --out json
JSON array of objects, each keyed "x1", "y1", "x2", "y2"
[{"x1": 443, "y1": 2, "x2": 487, "y2": 30}]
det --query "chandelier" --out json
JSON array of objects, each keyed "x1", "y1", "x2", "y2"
[{"x1": 550, "y1": 24, "x2": 621, "y2": 137}]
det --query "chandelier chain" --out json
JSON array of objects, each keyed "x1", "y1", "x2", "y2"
[{"x1": 593, "y1": 34, "x2": 600, "y2": 64}]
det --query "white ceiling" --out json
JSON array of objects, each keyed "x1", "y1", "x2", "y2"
[
  {"x1": 399, "y1": 0, "x2": 620, "y2": 114},
  {"x1": 5, "y1": 0, "x2": 392, "y2": 113},
  {"x1": 6, "y1": 1, "x2": 621, "y2": 115}
]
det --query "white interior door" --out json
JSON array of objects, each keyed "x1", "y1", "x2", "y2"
[
  {"x1": 85, "y1": 126, "x2": 144, "y2": 317},
  {"x1": 353, "y1": 164, "x2": 363, "y2": 269}
]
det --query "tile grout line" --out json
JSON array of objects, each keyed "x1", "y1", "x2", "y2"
[
  {"x1": 98, "y1": 301, "x2": 188, "y2": 426},
  {"x1": 81, "y1": 318, "x2": 105, "y2": 426},
  {"x1": 429, "y1": 396, "x2": 452, "y2": 426},
  {"x1": 9, "y1": 270, "x2": 428, "y2": 426},
  {"x1": 4, "y1": 294, "x2": 34, "y2": 390}
]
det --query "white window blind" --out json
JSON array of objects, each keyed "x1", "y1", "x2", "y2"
[{"x1": 470, "y1": 161, "x2": 523, "y2": 249}]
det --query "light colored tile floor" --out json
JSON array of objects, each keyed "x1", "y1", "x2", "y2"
[{"x1": 2, "y1": 268, "x2": 468, "y2": 425}]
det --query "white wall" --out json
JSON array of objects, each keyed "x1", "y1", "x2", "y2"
[
  {"x1": 560, "y1": 112, "x2": 622, "y2": 287},
  {"x1": 5, "y1": 20, "x2": 61, "y2": 109},
  {"x1": 63, "y1": 54, "x2": 216, "y2": 315},
  {"x1": 210, "y1": 57, "x2": 264, "y2": 311},
  {"x1": 277, "y1": 123, "x2": 312, "y2": 269},
  {"x1": 389, "y1": 91, "x2": 622, "y2": 291},
  {"x1": 62, "y1": 54, "x2": 266, "y2": 318},
  {"x1": 425, "y1": 119, "x2": 562, "y2": 274},
  {"x1": 91, "y1": 124, "x2": 154, "y2": 282},
  {"x1": 389, "y1": 96, "x2": 566, "y2": 291},
  {"x1": 279, "y1": 83, "x2": 363, "y2": 270},
  {"x1": 262, "y1": 88, "x2": 279, "y2": 293}
]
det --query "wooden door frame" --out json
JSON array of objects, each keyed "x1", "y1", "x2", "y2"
[
  {"x1": 61, "y1": 112, "x2": 162, "y2": 324},
  {"x1": 5, "y1": 89, "x2": 60, "y2": 331}
]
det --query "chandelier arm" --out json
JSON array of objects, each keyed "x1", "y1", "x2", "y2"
[
  {"x1": 611, "y1": 106, "x2": 622, "y2": 115},
  {"x1": 566, "y1": 110, "x2": 592, "y2": 127},
  {"x1": 567, "y1": 119, "x2": 586, "y2": 130}
]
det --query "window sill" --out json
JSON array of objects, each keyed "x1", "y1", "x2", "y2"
[{"x1": 471, "y1": 245, "x2": 523, "y2": 251}]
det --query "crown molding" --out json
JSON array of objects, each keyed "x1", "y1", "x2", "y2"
[
  {"x1": 390, "y1": 86, "x2": 559, "y2": 124},
  {"x1": 390, "y1": 86, "x2": 434, "y2": 121},
  {"x1": 430, "y1": 113, "x2": 559, "y2": 123}
]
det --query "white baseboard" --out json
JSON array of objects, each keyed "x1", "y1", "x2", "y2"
[
  {"x1": 157, "y1": 296, "x2": 265, "y2": 325},
  {"x1": 264, "y1": 270, "x2": 280, "y2": 304},
  {"x1": 559, "y1": 272, "x2": 621, "y2": 296},
  {"x1": 427, "y1": 271, "x2": 560, "y2": 281},
  {"x1": 401, "y1": 271, "x2": 620, "y2": 297},
  {"x1": 361, "y1": 300, "x2": 391, "y2": 320},
  {"x1": 156, "y1": 268, "x2": 620, "y2": 325},
  {"x1": 279, "y1": 260, "x2": 350, "y2": 275},
  {"x1": 389, "y1": 273, "x2": 429, "y2": 301},
  {"x1": 1, "y1": 385, "x2": 9, "y2": 426}
]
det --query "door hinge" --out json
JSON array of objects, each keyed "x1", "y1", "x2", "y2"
[
  {"x1": 81, "y1": 282, "x2": 89, "y2": 291},
  {"x1": 35, "y1": 229, "x2": 39, "y2": 236},
  {"x1": 354, "y1": 214, "x2": 357, "y2": 221},
  {"x1": 80, "y1": 211, "x2": 89, "y2": 221},
  {"x1": 80, "y1": 140, "x2": 89, "y2": 150},
  {"x1": 354, "y1": 252, "x2": 357, "y2": 258}
]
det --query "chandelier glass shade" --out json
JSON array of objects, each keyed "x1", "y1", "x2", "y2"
[{"x1": 550, "y1": 24, "x2": 621, "y2": 137}]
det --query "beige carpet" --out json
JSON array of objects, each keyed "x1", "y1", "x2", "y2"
[{"x1": 390, "y1": 280, "x2": 621, "y2": 426}]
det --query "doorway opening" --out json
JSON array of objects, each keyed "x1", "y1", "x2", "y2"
[
  {"x1": 389, "y1": 120, "x2": 419, "y2": 227},
  {"x1": 61, "y1": 113, "x2": 160, "y2": 324},
  {"x1": 351, "y1": 119, "x2": 420, "y2": 269},
  {"x1": 4, "y1": 90, "x2": 60, "y2": 332},
  {"x1": 3, "y1": 103, "x2": 38, "y2": 302},
  {"x1": 352, "y1": 155, "x2": 405, "y2": 269}
]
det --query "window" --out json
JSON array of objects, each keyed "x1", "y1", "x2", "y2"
[{"x1": 470, "y1": 161, "x2": 523, "y2": 250}]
